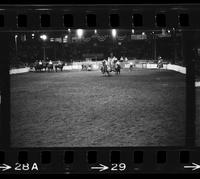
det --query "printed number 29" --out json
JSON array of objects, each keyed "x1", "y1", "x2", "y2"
[{"x1": 111, "y1": 163, "x2": 126, "y2": 171}]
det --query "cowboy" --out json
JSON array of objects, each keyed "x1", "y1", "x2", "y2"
[
  {"x1": 129, "y1": 61, "x2": 134, "y2": 71},
  {"x1": 101, "y1": 59, "x2": 107, "y2": 73},
  {"x1": 116, "y1": 59, "x2": 120, "y2": 66},
  {"x1": 108, "y1": 52, "x2": 117, "y2": 71},
  {"x1": 157, "y1": 56, "x2": 163, "y2": 68},
  {"x1": 102, "y1": 59, "x2": 108, "y2": 70},
  {"x1": 49, "y1": 60, "x2": 53, "y2": 65},
  {"x1": 115, "y1": 60, "x2": 121, "y2": 74},
  {"x1": 120, "y1": 56, "x2": 124, "y2": 62},
  {"x1": 102, "y1": 59, "x2": 107, "y2": 65},
  {"x1": 120, "y1": 55, "x2": 128, "y2": 62}
]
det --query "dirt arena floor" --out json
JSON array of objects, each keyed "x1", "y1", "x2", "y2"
[{"x1": 10, "y1": 68, "x2": 186, "y2": 147}]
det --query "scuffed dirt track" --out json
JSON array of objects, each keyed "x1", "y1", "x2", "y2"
[{"x1": 10, "y1": 69, "x2": 186, "y2": 147}]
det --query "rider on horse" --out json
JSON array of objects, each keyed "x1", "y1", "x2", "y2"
[
  {"x1": 116, "y1": 60, "x2": 120, "y2": 66},
  {"x1": 108, "y1": 52, "x2": 117, "y2": 72},
  {"x1": 115, "y1": 59, "x2": 121, "y2": 75},
  {"x1": 157, "y1": 56, "x2": 163, "y2": 69},
  {"x1": 102, "y1": 59, "x2": 107, "y2": 66}
]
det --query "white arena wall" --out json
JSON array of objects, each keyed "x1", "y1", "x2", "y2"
[
  {"x1": 10, "y1": 67, "x2": 30, "y2": 75},
  {"x1": 9, "y1": 62, "x2": 186, "y2": 74},
  {"x1": 10, "y1": 62, "x2": 200, "y2": 86},
  {"x1": 196, "y1": 81, "x2": 200, "y2": 87}
]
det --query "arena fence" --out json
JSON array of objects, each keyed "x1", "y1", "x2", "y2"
[
  {"x1": 65, "y1": 61, "x2": 187, "y2": 74},
  {"x1": 196, "y1": 81, "x2": 200, "y2": 87},
  {"x1": 9, "y1": 67, "x2": 30, "y2": 75},
  {"x1": 11, "y1": 62, "x2": 198, "y2": 86},
  {"x1": 9, "y1": 62, "x2": 186, "y2": 74}
]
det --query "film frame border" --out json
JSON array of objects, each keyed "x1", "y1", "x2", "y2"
[{"x1": 0, "y1": 4, "x2": 199, "y2": 174}]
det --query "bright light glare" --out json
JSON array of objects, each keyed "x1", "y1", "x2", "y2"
[
  {"x1": 112, "y1": 29, "x2": 117, "y2": 38},
  {"x1": 94, "y1": 29, "x2": 97, "y2": 34},
  {"x1": 64, "y1": 35, "x2": 68, "y2": 39},
  {"x1": 77, "y1": 29, "x2": 84, "y2": 38},
  {"x1": 40, "y1": 34, "x2": 47, "y2": 41},
  {"x1": 142, "y1": 32, "x2": 145, "y2": 35},
  {"x1": 132, "y1": 29, "x2": 134, "y2": 34}
]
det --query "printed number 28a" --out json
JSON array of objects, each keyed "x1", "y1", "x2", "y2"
[
  {"x1": 111, "y1": 163, "x2": 126, "y2": 171},
  {"x1": 15, "y1": 163, "x2": 38, "y2": 171}
]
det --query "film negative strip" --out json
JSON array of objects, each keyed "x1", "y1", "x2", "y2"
[{"x1": 0, "y1": 4, "x2": 200, "y2": 174}]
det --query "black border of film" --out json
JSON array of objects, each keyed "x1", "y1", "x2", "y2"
[{"x1": 0, "y1": 4, "x2": 199, "y2": 174}]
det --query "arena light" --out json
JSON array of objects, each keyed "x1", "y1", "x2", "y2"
[
  {"x1": 94, "y1": 29, "x2": 97, "y2": 34},
  {"x1": 167, "y1": 30, "x2": 171, "y2": 33},
  {"x1": 77, "y1": 29, "x2": 84, "y2": 38},
  {"x1": 68, "y1": 28, "x2": 71, "y2": 33},
  {"x1": 40, "y1": 34, "x2": 47, "y2": 41},
  {"x1": 142, "y1": 32, "x2": 145, "y2": 35},
  {"x1": 15, "y1": 34, "x2": 18, "y2": 38},
  {"x1": 131, "y1": 29, "x2": 134, "y2": 34},
  {"x1": 112, "y1": 29, "x2": 117, "y2": 38},
  {"x1": 31, "y1": 33, "x2": 35, "y2": 39},
  {"x1": 64, "y1": 35, "x2": 68, "y2": 39},
  {"x1": 50, "y1": 38, "x2": 54, "y2": 42}
]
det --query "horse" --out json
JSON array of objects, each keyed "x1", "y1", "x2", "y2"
[
  {"x1": 34, "y1": 61, "x2": 49, "y2": 72},
  {"x1": 47, "y1": 63, "x2": 54, "y2": 72},
  {"x1": 55, "y1": 61, "x2": 65, "y2": 72},
  {"x1": 87, "y1": 64, "x2": 92, "y2": 71},
  {"x1": 157, "y1": 60, "x2": 163, "y2": 69},
  {"x1": 100, "y1": 62, "x2": 110, "y2": 76},
  {"x1": 34, "y1": 62, "x2": 44, "y2": 72},
  {"x1": 114, "y1": 63, "x2": 121, "y2": 75},
  {"x1": 81, "y1": 64, "x2": 87, "y2": 71},
  {"x1": 129, "y1": 64, "x2": 134, "y2": 71},
  {"x1": 42, "y1": 61, "x2": 48, "y2": 71}
]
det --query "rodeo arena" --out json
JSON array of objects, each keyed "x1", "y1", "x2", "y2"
[{"x1": 10, "y1": 28, "x2": 190, "y2": 147}]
